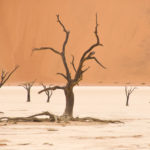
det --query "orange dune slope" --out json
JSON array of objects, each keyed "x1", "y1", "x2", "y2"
[{"x1": 0, "y1": 0, "x2": 150, "y2": 85}]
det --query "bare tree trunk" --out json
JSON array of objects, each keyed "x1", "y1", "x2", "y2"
[
  {"x1": 41, "y1": 84, "x2": 52, "y2": 103},
  {"x1": 47, "y1": 95, "x2": 50, "y2": 103},
  {"x1": 27, "y1": 90, "x2": 31, "y2": 102},
  {"x1": 63, "y1": 87, "x2": 74, "y2": 117},
  {"x1": 126, "y1": 95, "x2": 129, "y2": 106},
  {"x1": 19, "y1": 81, "x2": 34, "y2": 102},
  {"x1": 125, "y1": 86, "x2": 136, "y2": 107}
]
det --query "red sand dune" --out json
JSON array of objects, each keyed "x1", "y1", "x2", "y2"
[{"x1": 0, "y1": 0, "x2": 150, "y2": 85}]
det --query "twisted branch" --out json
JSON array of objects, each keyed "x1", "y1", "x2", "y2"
[
  {"x1": 33, "y1": 47, "x2": 61, "y2": 55},
  {"x1": 33, "y1": 14, "x2": 71, "y2": 82},
  {"x1": 57, "y1": 72, "x2": 67, "y2": 80},
  {"x1": 39, "y1": 85, "x2": 65, "y2": 94},
  {"x1": 41, "y1": 84, "x2": 53, "y2": 102},
  {"x1": 56, "y1": 14, "x2": 71, "y2": 80},
  {"x1": 71, "y1": 55, "x2": 77, "y2": 72},
  {"x1": 19, "y1": 81, "x2": 35, "y2": 90},
  {"x1": 0, "y1": 65, "x2": 19, "y2": 88},
  {"x1": 74, "y1": 13, "x2": 105, "y2": 83},
  {"x1": 125, "y1": 86, "x2": 136, "y2": 96}
]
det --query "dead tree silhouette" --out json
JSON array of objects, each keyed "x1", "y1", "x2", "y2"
[
  {"x1": 0, "y1": 14, "x2": 122, "y2": 124},
  {"x1": 20, "y1": 81, "x2": 35, "y2": 102},
  {"x1": 33, "y1": 14, "x2": 105, "y2": 118},
  {"x1": 41, "y1": 84, "x2": 53, "y2": 103},
  {"x1": 0, "y1": 66, "x2": 19, "y2": 88},
  {"x1": 125, "y1": 86, "x2": 136, "y2": 106}
]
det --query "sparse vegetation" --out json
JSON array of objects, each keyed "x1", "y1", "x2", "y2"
[
  {"x1": 125, "y1": 86, "x2": 136, "y2": 106},
  {"x1": 0, "y1": 66, "x2": 19, "y2": 88},
  {"x1": 41, "y1": 84, "x2": 53, "y2": 103},
  {"x1": 19, "y1": 81, "x2": 35, "y2": 102}
]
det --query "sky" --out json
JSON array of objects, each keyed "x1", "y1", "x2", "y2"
[{"x1": 0, "y1": 0, "x2": 150, "y2": 85}]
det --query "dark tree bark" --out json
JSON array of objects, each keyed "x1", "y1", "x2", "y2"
[
  {"x1": 27, "y1": 89, "x2": 31, "y2": 102},
  {"x1": 125, "y1": 86, "x2": 136, "y2": 106},
  {"x1": 63, "y1": 86, "x2": 74, "y2": 116},
  {"x1": 33, "y1": 14, "x2": 105, "y2": 118},
  {"x1": 41, "y1": 84, "x2": 52, "y2": 103},
  {"x1": 47, "y1": 95, "x2": 50, "y2": 103},
  {"x1": 0, "y1": 111, "x2": 123, "y2": 124},
  {"x1": 20, "y1": 81, "x2": 34, "y2": 102},
  {"x1": 0, "y1": 66, "x2": 19, "y2": 88}
]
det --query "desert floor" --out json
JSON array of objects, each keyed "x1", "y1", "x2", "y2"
[{"x1": 0, "y1": 86, "x2": 150, "y2": 150}]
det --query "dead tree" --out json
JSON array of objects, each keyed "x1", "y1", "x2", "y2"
[
  {"x1": 20, "y1": 81, "x2": 34, "y2": 102},
  {"x1": 0, "y1": 66, "x2": 19, "y2": 88},
  {"x1": 41, "y1": 84, "x2": 53, "y2": 103},
  {"x1": 125, "y1": 86, "x2": 136, "y2": 106},
  {"x1": 0, "y1": 111, "x2": 122, "y2": 123},
  {"x1": 33, "y1": 14, "x2": 105, "y2": 118}
]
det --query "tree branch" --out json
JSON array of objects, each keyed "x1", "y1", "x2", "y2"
[
  {"x1": 71, "y1": 55, "x2": 77, "y2": 72},
  {"x1": 57, "y1": 72, "x2": 68, "y2": 80},
  {"x1": 32, "y1": 15, "x2": 71, "y2": 81},
  {"x1": 19, "y1": 84, "x2": 27, "y2": 90},
  {"x1": 32, "y1": 47, "x2": 61, "y2": 55},
  {"x1": 41, "y1": 84, "x2": 53, "y2": 98},
  {"x1": 80, "y1": 13, "x2": 103, "y2": 62},
  {"x1": 1, "y1": 70, "x2": 8, "y2": 81},
  {"x1": 39, "y1": 85, "x2": 65, "y2": 94},
  {"x1": 89, "y1": 57, "x2": 106, "y2": 69},
  {"x1": 56, "y1": 15, "x2": 68, "y2": 33},
  {"x1": 125, "y1": 86, "x2": 128, "y2": 97},
  {"x1": 19, "y1": 81, "x2": 35, "y2": 90},
  {"x1": 56, "y1": 14, "x2": 71, "y2": 81},
  {"x1": 129, "y1": 87, "x2": 136, "y2": 95},
  {"x1": 125, "y1": 86, "x2": 136, "y2": 96},
  {"x1": 0, "y1": 65, "x2": 19, "y2": 88},
  {"x1": 95, "y1": 13, "x2": 101, "y2": 44},
  {"x1": 41, "y1": 84, "x2": 48, "y2": 94},
  {"x1": 75, "y1": 14, "x2": 104, "y2": 81},
  {"x1": 82, "y1": 66, "x2": 90, "y2": 74}
]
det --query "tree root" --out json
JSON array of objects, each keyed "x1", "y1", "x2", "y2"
[
  {"x1": 0, "y1": 112, "x2": 59, "y2": 123},
  {"x1": 0, "y1": 111, "x2": 123, "y2": 124},
  {"x1": 72, "y1": 117, "x2": 122, "y2": 123}
]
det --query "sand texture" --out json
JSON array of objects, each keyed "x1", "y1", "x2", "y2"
[
  {"x1": 0, "y1": 0, "x2": 150, "y2": 85},
  {"x1": 0, "y1": 86, "x2": 150, "y2": 149}
]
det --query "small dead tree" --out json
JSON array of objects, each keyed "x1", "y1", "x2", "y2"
[
  {"x1": 20, "y1": 81, "x2": 34, "y2": 102},
  {"x1": 41, "y1": 84, "x2": 53, "y2": 103},
  {"x1": 0, "y1": 66, "x2": 19, "y2": 88},
  {"x1": 33, "y1": 14, "x2": 105, "y2": 118},
  {"x1": 125, "y1": 86, "x2": 136, "y2": 106}
]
